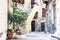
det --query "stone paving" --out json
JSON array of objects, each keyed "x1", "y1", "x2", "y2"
[
  {"x1": 8, "y1": 32, "x2": 58, "y2": 40},
  {"x1": 25, "y1": 32, "x2": 58, "y2": 40}
]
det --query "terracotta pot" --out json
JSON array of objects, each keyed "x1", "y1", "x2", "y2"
[
  {"x1": 8, "y1": 32, "x2": 16, "y2": 38},
  {"x1": 16, "y1": 29, "x2": 21, "y2": 35}
]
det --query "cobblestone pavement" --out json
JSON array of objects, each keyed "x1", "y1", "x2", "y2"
[{"x1": 8, "y1": 32, "x2": 58, "y2": 40}]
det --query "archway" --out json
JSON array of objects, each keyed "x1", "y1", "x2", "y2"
[{"x1": 31, "y1": 20, "x2": 35, "y2": 32}]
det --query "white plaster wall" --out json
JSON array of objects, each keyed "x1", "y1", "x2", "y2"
[
  {"x1": 56, "y1": 0, "x2": 60, "y2": 34},
  {"x1": 0, "y1": 0, "x2": 7, "y2": 40},
  {"x1": 24, "y1": 0, "x2": 31, "y2": 8},
  {"x1": 17, "y1": 0, "x2": 31, "y2": 14},
  {"x1": 38, "y1": 5, "x2": 42, "y2": 19}
]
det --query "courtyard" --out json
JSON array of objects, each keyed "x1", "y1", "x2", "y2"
[
  {"x1": 8, "y1": 32, "x2": 58, "y2": 40},
  {"x1": 1, "y1": 0, "x2": 60, "y2": 40}
]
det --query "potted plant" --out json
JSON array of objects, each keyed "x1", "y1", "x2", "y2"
[
  {"x1": 7, "y1": 28, "x2": 16, "y2": 38},
  {"x1": 8, "y1": 4, "x2": 28, "y2": 35}
]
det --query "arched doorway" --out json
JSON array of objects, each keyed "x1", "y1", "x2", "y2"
[
  {"x1": 31, "y1": 12, "x2": 38, "y2": 32},
  {"x1": 31, "y1": 20, "x2": 35, "y2": 32}
]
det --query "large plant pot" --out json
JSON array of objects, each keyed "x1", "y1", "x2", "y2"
[
  {"x1": 16, "y1": 29, "x2": 21, "y2": 35},
  {"x1": 8, "y1": 32, "x2": 16, "y2": 39}
]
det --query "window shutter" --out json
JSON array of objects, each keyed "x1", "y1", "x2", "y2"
[
  {"x1": 16, "y1": 0, "x2": 20, "y2": 3},
  {"x1": 20, "y1": 0, "x2": 24, "y2": 4},
  {"x1": 12, "y1": 0, "x2": 24, "y2": 4},
  {"x1": 42, "y1": 8, "x2": 46, "y2": 17}
]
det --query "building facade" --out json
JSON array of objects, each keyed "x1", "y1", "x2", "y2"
[
  {"x1": 8, "y1": 0, "x2": 60, "y2": 35},
  {"x1": 8, "y1": 0, "x2": 46, "y2": 33},
  {"x1": 1, "y1": 0, "x2": 60, "y2": 40}
]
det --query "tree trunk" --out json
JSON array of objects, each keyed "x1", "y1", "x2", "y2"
[{"x1": 13, "y1": 22, "x2": 15, "y2": 29}]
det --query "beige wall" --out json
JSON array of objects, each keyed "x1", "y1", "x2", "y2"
[
  {"x1": 9, "y1": 0, "x2": 13, "y2": 13},
  {"x1": 24, "y1": 0, "x2": 31, "y2": 8}
]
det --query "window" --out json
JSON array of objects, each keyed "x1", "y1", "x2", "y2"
[
  {"x1": 31, "y1": 0, "x2": 35, "y2": 5},
  {"x1": 19, "y1": 0, "x2": 24, "y2": 4},
  {"x1": 31, "y1": 0, "x2": 35, "y2": 8},
  {"x1": 42, "y1": 8, "x2": 46, "y2": 17},
  {"x1": 12, "y1": 0, "x2": 24, "y2": 4},
  {"x1": 16, "y1": 0, "x2": 20, "y2": 3},
  {"x1": 41, "y1": 22, "x2": 45, "y2": 31}
]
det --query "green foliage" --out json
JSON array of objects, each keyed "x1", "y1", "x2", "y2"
[
  {"x1": 8, "y1": 3, "x2": 28, "y2": 27},
  {"x1": 8, "y1": 11, "x2": 28, "y2": 26},
  {"x1": 9, "y1": 28, "x2": 15, "y2": 33}
]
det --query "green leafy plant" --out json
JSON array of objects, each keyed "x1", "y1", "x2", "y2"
[
  {"x1": 8, "y1": 3, "x2": 28, "y2": 29},
  {"x1": 8, "y1": 11, "x2": 28, "y2": 26},
  {"x1": 9, "y1": 28, "x2": 15, "y2": 33}
]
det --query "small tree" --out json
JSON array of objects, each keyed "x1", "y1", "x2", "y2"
[
  {"x1": 8, "y1": 3, "x2": 28, "y2": 29},
  {"x1": 8, "y1": 11, "x2": 28, "y2": 29}
]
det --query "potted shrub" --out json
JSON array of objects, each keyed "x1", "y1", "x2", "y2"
[
  {"x1": 8, "y1": 4, "x2": 28, "y2": 35},
  {"x1": 7, "y1": 28, "x2": 16, "y2": 38}
]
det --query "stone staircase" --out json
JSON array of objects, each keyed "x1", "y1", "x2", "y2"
[{"x1": 25, "y1": 4, "x2": 39, "y2": 32}]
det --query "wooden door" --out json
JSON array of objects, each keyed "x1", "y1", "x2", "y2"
[
  {"x1": 41, "y1": 22, "x2": 45, "y2": 31},
  {"x1": 31, "y1": 21, "x2": 35, "y2": 32}
]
